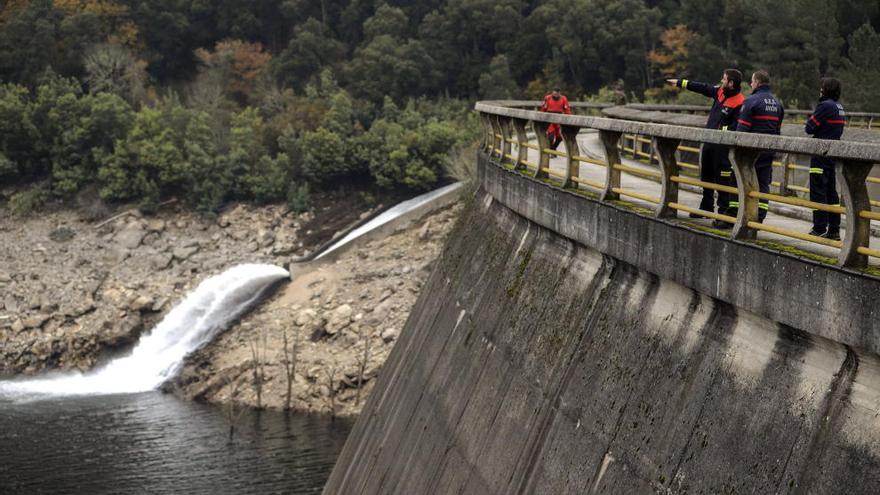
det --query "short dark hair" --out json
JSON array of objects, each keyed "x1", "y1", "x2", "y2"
[
  {"x1": 723, "y1": 69, "x2": 742, "y2": 91},
  {"x1": 752, "y1": 70, "x2": 770, "y2": 86},
  {"x1": 820, "y1": 77, "x2": 841, "y2": 100}
]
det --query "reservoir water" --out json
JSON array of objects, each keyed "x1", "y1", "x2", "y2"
[
  {"x1": 0, "y1": 264, "x2": 350, "y2": 493},
  {"x1": 0, "y1": 392, "x2": 352, "y2": 493}
]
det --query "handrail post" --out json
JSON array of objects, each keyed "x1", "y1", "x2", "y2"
[
  {"x1": 599, "y1": 130, "x2": 622, "y2": 201},
  {"x1": 498, "y1": 116, "x2": 513, "y2": 166},
  {"x1": 512, "y1": 118, "x2": 529, "y2": 171},
  {"x1": 532, "y1": 121, "x2": 551, "y2": 180},
  {"x1": 654, "y1": 137, "x2": 681, "y2": 218},
  {"x1": 560, "y1": 125, "x2": 580, "y2": 189},
  {"x1": 729, "y1": 147, "x2": 761, "y2": 240},
  {"x1": 838, "y1": 159, "x2": 874, "y2": 267}
]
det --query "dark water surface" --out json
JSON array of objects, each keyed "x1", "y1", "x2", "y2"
[{"x1": 0, "y1": 392, "x2": 352, "y2": 494}]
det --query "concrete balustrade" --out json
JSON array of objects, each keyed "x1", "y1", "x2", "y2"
[{"x1": 476, "y1": 100, "x2": 880, "y2": 269}]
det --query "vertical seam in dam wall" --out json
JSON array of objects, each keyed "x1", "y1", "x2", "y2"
[
  {"x1": 326, "y1": 179, "x2": 880, "y2": 494},
  {"x1": 477, "y1": 152, "x2": 880, "y2": 356},
  {"x1": 794, "y1": 346, "x2": 859, "y2": 489}
]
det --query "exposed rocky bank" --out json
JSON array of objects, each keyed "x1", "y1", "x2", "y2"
[{"x1": 0, "y1": 198, "x2": 460, "y2": 416}]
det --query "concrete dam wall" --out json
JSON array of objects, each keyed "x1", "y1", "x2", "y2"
[{"x1": 325, "y1": 157, "x2": 880, "y2": 494}]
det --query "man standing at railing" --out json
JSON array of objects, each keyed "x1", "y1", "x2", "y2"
[
  {"x1": 728, "y1": 70, "x2": 784, "y2": 227},
  {"x1": 666, "y1": 70, "x2": 745, "y2": 218},
  {"x1": 541, "y1": 88, "x2": 572, "y2": 150},
  {"x1": 805, "y1": 77, "x2": 846, "y2": 240}
]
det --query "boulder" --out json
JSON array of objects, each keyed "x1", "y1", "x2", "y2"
[
  {"x1": 150, "y1": 253, "x2": 174, "y2": 270},
  {"x1": 271, "y1": 243, "x2": 296, "y2": 256},
  {"x1": 364, "y1": 299, "x2": 393, "y2": 327},
  {"x1": 98, "y1": 313, "x2": 143, "y2": 348},
  {"x1": 23, "y1": 314, "x2": 50, "y2": 329},
  {"x1": 146, "y1": 219, "x2": 166, "y2": 233},
  {"x1": 173, "y1": 245, "x2": 199, "y2": 260},
  {"x1": 418, "y1": 220, "x2": 432, "y2": 241},
  {"x1": 257, "y1": 229, "x2": 276, "y2": 247},
  {"x1": 152, "y1": 297, "x2": 169, "y2": 312},
  {"x1": 230, "y1": 229, "x2": 248, "y2": 241},
  {"x1": 115, "y1": 222, "x2": 147, "y2": 249},
  {"x1": 326, "y1": 304, "x2": 353, "y2": 335},
  {"x1": 130, "y1": 295, "x2": 155, "y2": 312},
  {"x1": 381, "y1": 327, "x2": 398, "y2": 343},
  {"x1": 4, "y1": 295, "x2": 19, "y2": 313},
  {"x1": 295, "y1": 308, "x2": 317, "y2": 327},
  {"x1": 49, "y1": 226, "x2": 76, "y2": 242}
]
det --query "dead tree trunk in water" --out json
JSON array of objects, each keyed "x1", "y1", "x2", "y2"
[
  {"x1": 324, "y1": 360, "x2": 338, "y2": 418},
  {"x1": 281, "y1": 328, "x2": 299, "y2": 410},
  {"x1": 250, "y1": 331, "x2": 268, "y2": 410},
  {"x1": 355, "y1": 327, "x2": 372, "y2": 407}
]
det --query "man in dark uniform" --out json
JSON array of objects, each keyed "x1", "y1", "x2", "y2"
[
  {"x1": 666, "y1": 69, "x2": 745, "y2": 217},
  {"x1": 805, "y1": 77, "x2": 846, "y2": 240},
  {"x1": 728, "y1": 69, "x2": 784, "y2": 227},
  {"x1": 541, "y1": 88, "x2": 571, "y2": 150}
]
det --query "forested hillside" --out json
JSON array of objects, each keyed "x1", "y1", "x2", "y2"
[{"x1": 1, "y1": 0, "x2": 878, "y2": 212}]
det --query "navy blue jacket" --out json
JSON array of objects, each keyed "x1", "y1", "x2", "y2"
[
  {"x1": 805, "y1": 97, "x2": 846, "y2": 140},
  {"x1": 677, "y1": 79, "x2": 745, "y2": 131},
  {"x1": 736, "y1": 85, "x2": 784, "y2": 168},
  {"x1": 806, "y1": 96, "x2": 846, "y2": 168}
]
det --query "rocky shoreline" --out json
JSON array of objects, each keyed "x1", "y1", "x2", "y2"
[{"x1": 0, "y1": 199, "x2": 460, "y2": 416}]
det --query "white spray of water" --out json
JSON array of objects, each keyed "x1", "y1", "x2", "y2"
[
  {"x1": 316, "y1": 182, "x2": 461, "y2": 260},
  {"x1": 0, "y1": 264, "x2": 289, "y2": 400}
]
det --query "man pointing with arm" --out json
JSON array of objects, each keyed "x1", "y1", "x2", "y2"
[{"x1": 666, "y1": 70, "x2": 745, "y2": 218}]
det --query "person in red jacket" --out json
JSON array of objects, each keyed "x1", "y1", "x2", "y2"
[{"x1": 541, "y1": 88, "x2": 571, "y2": 150}]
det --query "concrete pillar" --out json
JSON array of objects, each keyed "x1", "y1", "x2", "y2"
[
  {"x1": 837, "y1": 159, "x2": 874, "y2": 268},
  {"x1": 599, "y1": 130, "x2": 622, "y2": 201},
  {"x1": 497, "y1": 116, "x2": 513, "y2": 166},
  {"x1": 512, "y1": 118, "x2": 529, "y2": 172},
  {"x1": 560, "y1": 125, "x2": 581, "y2": 189},
  {"x1": 489, "y1": 116, "x2": 503, "y2": 160},
  {"x1": 729, "y1": 148, "x2": 761, "y2": 240},
  {"x1": 654, "y1": 137, "x2": 681, "y2": 218},
  {"x1": 480, "y1": 113, "x2": 493, "y2": 152},
  {"x1": 532, "y1": 121, "x2": 551, "y2": 180}
]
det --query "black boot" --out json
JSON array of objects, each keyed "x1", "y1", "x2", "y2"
[{"x1": 823, "y1": 229, "x2": 841, "y2": 241}]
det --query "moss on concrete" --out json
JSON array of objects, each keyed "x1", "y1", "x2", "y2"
[
  {"x1": 506, "y1": 248, "x2": 532, "y2": 299},
  {"x1": 684, "y1": 221, "x2": 733, "y2": 239},
  {"x1": 754, "y1": 239, "x2": 837, "y2": 266}
]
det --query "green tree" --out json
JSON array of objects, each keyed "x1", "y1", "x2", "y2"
[
  {"x1": 839, "y1": 23, "x2": 880, "y2": 112},
  {"x1": 363, "y1": 3, "x2": 409, "y2": 41},
  {"x1": 272, "y1": 18, "x2": 346, "y2": 91},
  {"x1": 0, "y1": 84, "x2": 36, "y2": 179},
  {"x1": 745, "y1": 0, "x2": 843, "y2": 108},
  {"x1": 299, "y1": 127, "x2": 352, "y2": 184},
  {"x1": 478, "y1": 54, "x2": 518, "y2": 99},
  {"x1": 97, "y1": 101, "x2": 190, "y2": 206},
  {"x1": 51, "y1": 92, "x2": 134, "y2": 195},
  {"x1": 417, "y1": 0, "x2": 525, "y2": 95},
  {"x1": 346, "y1": 34, "x2": 436, "y2": 101}
]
